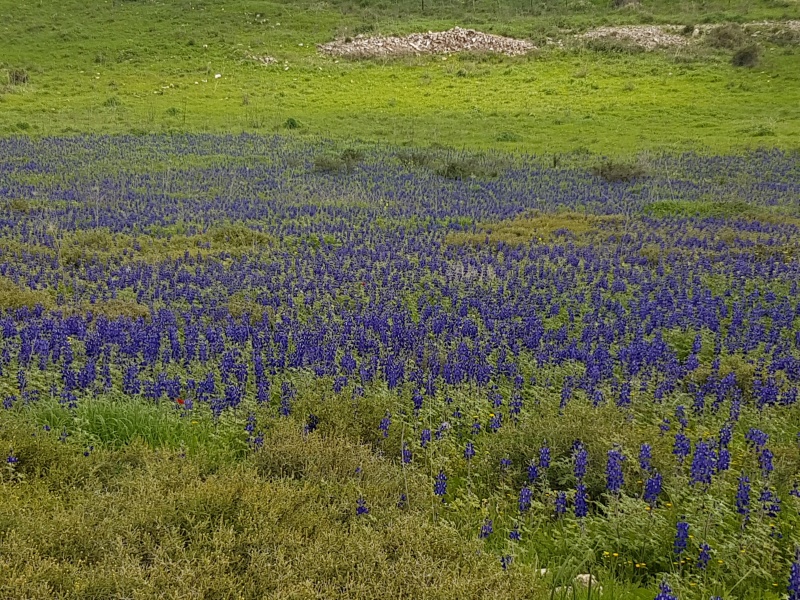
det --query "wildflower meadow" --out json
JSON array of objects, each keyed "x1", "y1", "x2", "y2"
[{"x1": 0, "y1": 135, "x2": 798, "y2": 598}]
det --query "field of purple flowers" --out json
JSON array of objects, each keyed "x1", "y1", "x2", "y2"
[{"x1": 1, "y1": 135, "x2": 799, "y2": 599}]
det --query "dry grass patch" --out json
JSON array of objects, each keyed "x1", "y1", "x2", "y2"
[{"x1": 445, "y1": 211, "x2": 623, "y2": 247}]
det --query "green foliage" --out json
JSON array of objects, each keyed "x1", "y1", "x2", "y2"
[
  {"x1": 496, "y1": 130, "x2": 523, "y2": 142},
  {"x1": 0, "y1": 0, "x2": 798, "y2": 153},
  {"x1": 0, "y1": 415, "x2": 544, "y2": 600},
  {"x1": 591, "y1": 160, "x2": 648, "y2": 182},
  {"x1": 732, "y1": 44, "x2": 762, "y2": 67},
  {"x1": 705, "y1": 24, "x2": 748, "y2": 50},
  {"x1": 283, "y1": 117, "x2": 302, "y2": 130},
  {"x1": 6, "y1": 67, "x2": 28, "y2": 85}
]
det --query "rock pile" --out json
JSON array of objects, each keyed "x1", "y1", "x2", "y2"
[
  {"x1": 318, "y1": 27, "x2": 537, "y2": 59},
  {"x1": 578, "y1": 25, "x2": 690, "y2": 50}
]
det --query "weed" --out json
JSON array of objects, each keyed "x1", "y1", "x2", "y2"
[
  {"x1": 7, "y1": 68, "x2": 28, "y2": 85},
  {"x1": 496, "y1": 131, "x2": 523, "y2": 142},
  {"x1": 102, "y1": 96, "x2": 121, "y2": 108}
]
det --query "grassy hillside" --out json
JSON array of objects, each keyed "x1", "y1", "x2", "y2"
[{"x1": 1, "y1": 0, "x2": 799, "y2": 153}]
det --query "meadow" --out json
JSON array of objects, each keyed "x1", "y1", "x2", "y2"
[
  {"x1": 1, "y1": 1, "x2": 800, "y2": 599},
  {"x1": 1, "y1": 0, "x2": 800, "y2": 153}
]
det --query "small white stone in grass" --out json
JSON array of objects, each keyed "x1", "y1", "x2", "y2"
[
  {"x1": 538, "y1": 568, "x2": 548, "y2": 576},
  {"x1": 215, "y1": 73, "x2": 221, "y2": 79},
  {"x1": 575, "y1": 574, "x2": 600, "y2": 588}
]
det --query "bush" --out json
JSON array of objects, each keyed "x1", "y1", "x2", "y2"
[
  {"x1": 496, "y1": 131, "x2": 522, "y2": 142},
  {"x1": 313, "y1": 148, "x2": 365, "y2": 173},
  {"x1": 436, "y1": 157, "x2": 503, "y2": 180},
  {"x1": 585, "y1": 37, "x2": 643, "y2": 54},
  {"x1": 705, "y1": 24, "x2": 747, "y2": 50},
  {"x1": 732, "y1": 44, "x2": 761, "y2": 68},
  {"x1": 7, "y1": 68, "x2": 28, "y2": 85},
  {"x1": 591, "y1": 160, "x2": 647, "y2": 183},
  {"x1": 398, "y1": 149, "x2": 437, "y2": 170},
  {"x1": 283, "y1": 117, "x2": 302, "y2": 130}
]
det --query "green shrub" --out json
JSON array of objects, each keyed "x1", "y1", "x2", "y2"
[
  {"x1": 398, "y1": 149, "x2": 437, "y2": 170},
  {"x1": 436, "y1": 156, "x2": 506, "y2": 180},
  {"x1": 705, "y1": 24, "x2": 747, "y2": 50},
  {"x1": 584, "y1": 37, "x2": 643, "y2": 54},
  {"x1": 283, "y1": 117, "x2": 302, "y2": 130},
  {"x1": 7, "y1": 68, "x2": 28, "y2": 85},
  {"x1": 313, "y1": 153, "x2": 346, "y2": 173},
  {"x1": 496, "y1": 131, "x2": 523, "y2": 142},
  {"x1": 732, "y1": 44, "x2": 761, "y2": 67},
  {"x1": 591, "y1": 160, "x2": 647, "y2": 183}
]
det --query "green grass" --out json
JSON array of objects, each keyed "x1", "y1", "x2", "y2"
[{"x1": 1, "y1": 0, "x2": 799, "y2": 153}]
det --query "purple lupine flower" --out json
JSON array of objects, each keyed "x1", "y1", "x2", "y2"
[
  {"x1": 644, "y1": 472, "x2": 663, "y2": 506},
  {"x1": 746, "y1": 428, "x2": 769, "y2": 450},
  {"x1": 500, "y1": 555, "x2": 513, "y2": 571},
  {"x1": 697, "y1": 543, "x2": 711, "y2": 570},
  {"x1": 575, "y1": 483, "x2": 588, "y2": 518},
  {"x1": 790, "y1": 482, "x2": 800, "y2": 499},
  {"x1": 519, "y1": 486, "x2": 532, "y2": 512},
  {"x1": 356, "y1": 496, "x2": 369, "y2": 516},
  {"x1": 675, "y1": 405, "x2": 688, "y2": 430},
  {"x1": 379, "y1": 412, "x2": 391, "y2": 438},
  {"x1": 500, "y1": 457, "x2": 512, "y2": 471},
  {"x1": 434, "y1": 470, "x2": 447, "y2": 497},
  {"x1": 401, "y1": 442, "x2": 412, "y2": 464},
  {"x1": 717, "y1": 447, "x2": 731, "y2": 472},
  {"x1": 673, "y1": 432, "x2": 691, "y2": 465},
  {"x1": 760, "y1": 486, "x2": 781, "y2": 517},
  {"x1": 539, "y1": 445, "x2": 551, "y2": 469},
  {"x1": 691, "y1": 439, "x2": 716, "y2": 486},
  {"x1": 303, "y1": 414, "x2": 320, "y2": 435},
  {"x1": 420, "y1": 428, "x2": 431, "y2": 448},
  {"x1": 555, "y1": 491, "x2": 567, "y2": 518},
  {"x1": 639, "y1": 443, "x2": 653, "y2": 473},
  {"x1": 6, "y1": 451, "x2": 18, "y2": 465},
  {"x1": 674, "y1": 520, "x2": 689, "y2": 555},
  {"x1": 527, "y1": 461, "x2": 539, "y2": 483},
  {"x1": 509, "y1": 527, "x2": 521, "y2": 541},
  {"x1": 464, "y1": 441, "x2": 475, "y2": 461},
  {"x1": 788, "y1": 547, "x2": 800, "y2": 600},
  {"x1": 574, "y1": 443, "x2": 588, "y2": 481},
  {"x1": 606, "y1": 448, "x2": 625, "y2": 494},
  {"x1": 759, "y1": 448, "x2": 774, "y2": 478},
  {"x1": 736, "y1": 473, "x2": 751, "y2": 520},
  {"x1": 654, "y1": 581, "x2": 678, "y2": 600},
  {"x1": 489, "y1": 412, "x2": 503, "y2": 432},
  {"x1": 479, "y1": 518, "x2": 493, "y2": 539},
  {"x1": 659, "y1": 418, "x2": 671, "y2": 436}
]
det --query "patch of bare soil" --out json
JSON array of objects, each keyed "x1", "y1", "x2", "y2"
[{"x1": 318, "y1": 27, "x2": 537, "y2": 59}]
